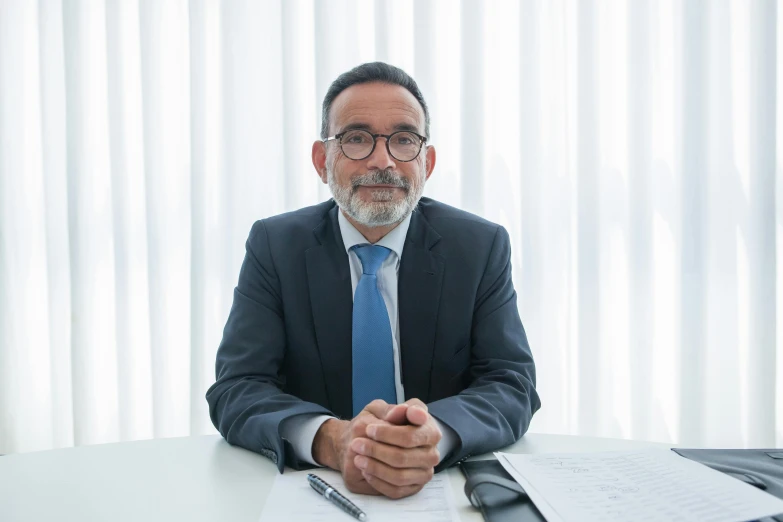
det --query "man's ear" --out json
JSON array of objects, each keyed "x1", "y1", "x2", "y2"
[
  {"x1": 424, "y1": 145, "x2": 436, "y2": 182},
  {"x1": 312, "y1": 140, "x2": 328, "y2": 184}
]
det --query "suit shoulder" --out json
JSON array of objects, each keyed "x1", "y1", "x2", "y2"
[{"x1": 416, "y1": 198, "x2": 509, "y2": 262}]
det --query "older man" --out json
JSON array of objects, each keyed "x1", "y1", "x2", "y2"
[{"x1": 206, "y1": 62, "x2": 540, "y2": 499}]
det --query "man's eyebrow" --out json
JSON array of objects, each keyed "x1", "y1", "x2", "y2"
[
  {"x1": 392, "y1": 122, "x2": 422, "y2": 133},
  {"x1": 337, "y1": 122, "x2": 423, "y2": 134},
  {"x1": 338, "y1": 122, "x2": 373, "y2": 133}
]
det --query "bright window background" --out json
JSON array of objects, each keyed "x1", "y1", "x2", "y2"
[{"x1": 0, "y1": 0, "x2": 780, "y2": 454}]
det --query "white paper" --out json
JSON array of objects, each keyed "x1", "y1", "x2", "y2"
[
  {"x1": 496, "y1": 449, "x2": 783, "y2": 522},
  {"x1": 258, "y1": 468, "x2": 460, "y2": 522}
]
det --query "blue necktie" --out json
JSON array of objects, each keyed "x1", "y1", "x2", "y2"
[{"x1": 352, "y1": 244, "x2": 396, "y2": 416}]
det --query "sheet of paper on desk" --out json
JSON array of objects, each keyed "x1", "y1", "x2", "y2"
[
  {"x1": 258, "y1": 468, "x2": 460, "y2": 522},
  {"x1": 496, "y1": 449, "x2": 783, "y2": 522}
]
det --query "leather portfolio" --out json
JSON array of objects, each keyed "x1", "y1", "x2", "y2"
[{"x1": 460, "y1": 449, "x2": 783, "y2": 522}]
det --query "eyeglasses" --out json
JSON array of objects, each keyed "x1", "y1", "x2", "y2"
[{"x1": 324, "y1": 129, "x2": 427, "y2": 162}]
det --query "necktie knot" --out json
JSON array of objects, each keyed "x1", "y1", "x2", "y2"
[{"x1": 353, "y1": 245, "x2": 391, "y2": 275}]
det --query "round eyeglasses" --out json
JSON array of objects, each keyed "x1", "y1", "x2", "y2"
[{"x1": 324, "y1": 129, "x2": 427, "y2": 162}]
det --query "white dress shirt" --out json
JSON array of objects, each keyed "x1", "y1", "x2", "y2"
[{"x1": 278, "y1": 210, "x2": 457, "y2": 466}]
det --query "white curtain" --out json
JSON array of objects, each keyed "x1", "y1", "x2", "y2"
[{"x1": 0, "y1": 0, "x2": 780, "y2": 455}]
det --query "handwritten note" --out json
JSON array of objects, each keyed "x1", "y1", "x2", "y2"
[
  {"x1": 258, "y1": 468, "x2": 460, "y2": 522},
  {"x1": 497, "y1": 449, "x2": 783, "y2": 522}
]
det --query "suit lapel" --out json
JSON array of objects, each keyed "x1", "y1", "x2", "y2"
[
  {"x1": 306, "y1": 204, "x2": 354, "y2": 419},
  {"x1": 398, "y1": 209, "x2": 444, "y2": 403}
]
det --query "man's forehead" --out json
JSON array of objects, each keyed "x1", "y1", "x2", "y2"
[{"x1": 330, "y1": 82, "x2": 425, "y2": 133}]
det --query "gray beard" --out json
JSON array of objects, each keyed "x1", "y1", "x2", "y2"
[{"x1": 327, "y1": 168, "x2": 424, "y2": 227}]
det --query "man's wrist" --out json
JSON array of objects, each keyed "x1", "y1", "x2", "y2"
[{"x1": 312, "y1": 418, "x2": 348, "y2": 470}]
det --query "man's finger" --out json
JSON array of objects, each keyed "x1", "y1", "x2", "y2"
[
  {"x1": 403, "y1": 398, "x2": 428, "y2": 411},
  {"x1": 405, "y1": 405, "x2": 429, "y2": 426},
  {"x1": 343, "y1": 476, "x2": 382, "y2": 496},
  {"x1": 383, "y1": 404, "x2": 410, "y2": 425},
  {"x1": 350, "y1": 437, "x2": 440, "y2": 469},
  {"x1": 361, "y1": 471, "x2": 427, "y2": 500},
  {"x1": 355, "y1": 454, "x2": 433, "y2": 487},
  {"x1": 362, "y1": 399, "x2": 394, "y2": 420},
  {"x1": 365, "y1": 423, "x2": 442, "y2": 448}
]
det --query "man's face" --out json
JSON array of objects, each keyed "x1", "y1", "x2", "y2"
[{"x1": 314, "y1": 82, "x2": 436, "y2": 227}]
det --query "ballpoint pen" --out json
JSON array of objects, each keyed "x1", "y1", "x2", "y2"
[{"x1": 308, "y1": 473, "x2": 368, "y2": 521}]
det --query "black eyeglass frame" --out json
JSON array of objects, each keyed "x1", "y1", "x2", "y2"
[{"x1": 323, "y1": 130, "x2": 428, "y2": 162}]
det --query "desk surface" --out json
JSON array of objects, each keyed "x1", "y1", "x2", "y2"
[{"x1": 0, "y1": 433, "x2": 672, "y2": 521}]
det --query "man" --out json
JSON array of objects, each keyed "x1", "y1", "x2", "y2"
[{"x1": 206, "y1": 62, "x2": 540, "y2": 499}]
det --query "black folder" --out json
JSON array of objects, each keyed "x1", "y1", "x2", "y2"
[
  {"x1": 461, "y1": 449, "x2": 783, "y2": 522},
  {"x1": 461, "y1": 459, "x2": 544, "y2": 522}
]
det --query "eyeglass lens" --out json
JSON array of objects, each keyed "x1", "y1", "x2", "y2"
[{"x1": 340, "y1": 130, "x2": 421, "y2": 161}]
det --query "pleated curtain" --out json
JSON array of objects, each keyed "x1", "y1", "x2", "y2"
[{"x1": 0, "y1": 0, "x2": 780, "y2": 454}]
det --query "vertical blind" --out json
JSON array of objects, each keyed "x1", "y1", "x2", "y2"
[{"x1": 0, "y1": 0, "x2": 780, "y2": 454}]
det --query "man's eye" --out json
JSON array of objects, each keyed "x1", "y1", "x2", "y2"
[
  {"x1": 393, "y1": 133, "x2": 417, "y2": 145},
  {"x1": 344, "y1": 133, "x2": 370, "y2": 144}
]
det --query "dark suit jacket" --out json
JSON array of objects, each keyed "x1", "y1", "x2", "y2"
[{"x1": 206, "y1": 197, "x2": 540, "y2": 472}]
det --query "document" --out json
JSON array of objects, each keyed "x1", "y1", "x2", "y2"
[
  {"x1": 258, "y1": 468, "x2": 460, "y2": 522},
  {"x1": 497, "y1": 449, "x2": 783, "y2": 522}
]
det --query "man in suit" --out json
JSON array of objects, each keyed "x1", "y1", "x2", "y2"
[{"x1": 206, "y1": 62, "x2": 540, "y2": 499}]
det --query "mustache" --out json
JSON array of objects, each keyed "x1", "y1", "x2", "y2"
[{"x1": 350, "y1": 169, "x2": 410, "y2": 191}]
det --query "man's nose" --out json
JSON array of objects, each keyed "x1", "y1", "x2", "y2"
[{"x1": 365, "y1": 137, "x2": 396, "y2": 171}]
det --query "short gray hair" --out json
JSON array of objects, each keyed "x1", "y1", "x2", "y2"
[{"x1": 320, "y1": 62, "x2": 430, "y2": 140}]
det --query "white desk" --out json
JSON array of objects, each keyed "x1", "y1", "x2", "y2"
[{"x1": 0, "y1": 433, "x2": 671, "y2": 521}]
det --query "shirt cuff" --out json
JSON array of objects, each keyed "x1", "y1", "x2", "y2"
[
  {"x1": 432, "y1": 417, "x2": 458, "y2": 464},
  {"x1": 279, "y1": 414, "x2": 334, "y2": 466}
]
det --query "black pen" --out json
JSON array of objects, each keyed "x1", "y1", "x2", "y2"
[{"x1": 307, "y1": 473, "x2": 368, "y2": 521}]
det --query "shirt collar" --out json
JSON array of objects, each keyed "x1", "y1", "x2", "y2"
[{"x1": 337, "y1": 208, "x2": 411, "y2": 261}]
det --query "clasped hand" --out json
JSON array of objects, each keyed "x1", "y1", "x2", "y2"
[{"x1": 313, "y1": 399, "x2": 442, "y2": 499}]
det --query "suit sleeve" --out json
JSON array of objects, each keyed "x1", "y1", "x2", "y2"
[
  {"x1": 205, "y1": 220, "x2": 333, "y2": 472},
  {"x1": 428, "y1": 225, "x2": 541, "y2": 471}
]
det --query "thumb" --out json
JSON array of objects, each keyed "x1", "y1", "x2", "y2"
[
  {"x1": 362, "y1": 399, "x2": 396, "y2": 420},
  {"x1": 406, "y1": 405, "x2": 430, "y2": 426},
  {"x1": 383, "y1": 404, "x2": 410, "y2": 425}
]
